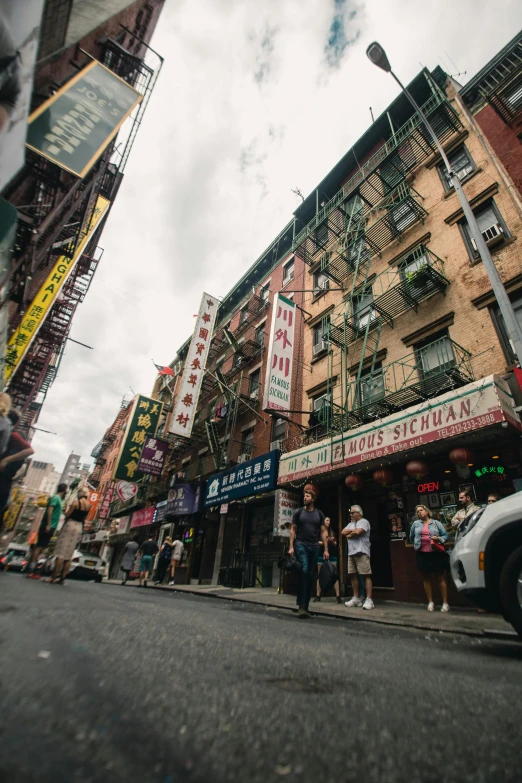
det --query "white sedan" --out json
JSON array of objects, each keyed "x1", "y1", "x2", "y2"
[{"x1": 44, "y1": 549, "x2": 106, "y2": 582}]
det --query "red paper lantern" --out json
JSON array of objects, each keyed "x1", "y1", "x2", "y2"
[
  {"x1": 405, "y1": 460, "x2": 429, "y2": 480},
  {"x1": 345, "y1": 474, "x2": 364, "y2": 492},
  {"x1": 449, "y1": 448, "x2": 474, "y2": 466},
  {"x1": 373, "y1": 468, "x2": 394, "y2": 487},
  {"x1": 304, "y1": 483, "x2": 320, "y2": 498}
]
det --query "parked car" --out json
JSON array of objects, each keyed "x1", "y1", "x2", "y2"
[
  {"x1": 0, "y1": 543, "x2": 30, "y2": 572},
  {"x1": 450, "y1": 493, "x2": 522, "y2": 636},
  {"x1": 44, "y1": 549, "x2": 106, "y2": 582}
]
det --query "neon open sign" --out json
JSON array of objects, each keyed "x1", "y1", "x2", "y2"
[{"x1": 417, "y1": 481, "x2": 439, "y2": 493}]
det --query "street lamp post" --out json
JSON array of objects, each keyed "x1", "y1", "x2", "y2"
[{"x1": 366, "y1": 42, "x2": 522, "y2": 366}]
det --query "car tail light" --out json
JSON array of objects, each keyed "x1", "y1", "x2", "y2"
[
  {"x1": 0, "y1": 557, "x2": 5, "y2": 564},
  {"x1": 22, "y1": 560, "x2": 27, "y2": 565}
]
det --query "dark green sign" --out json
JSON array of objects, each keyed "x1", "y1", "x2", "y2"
[
  {"x1": 26, "y1": 60, "x2": 142, "y2": 178},
  {"x1": 113, "y1": 395, "x2": 164, "y2": 482}
]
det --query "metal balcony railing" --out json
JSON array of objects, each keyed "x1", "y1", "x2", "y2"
[{"x1": 327, "y1": 246, "x2": 448, "y2": 348}]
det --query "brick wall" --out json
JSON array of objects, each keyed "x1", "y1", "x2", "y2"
[{"x1": 470, "y1": 103, "x2": 522, "y2": 198}]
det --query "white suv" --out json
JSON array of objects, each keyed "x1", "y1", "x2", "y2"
[{"x1": 450, "y1": 493, "x2": 522, "y2": 636}]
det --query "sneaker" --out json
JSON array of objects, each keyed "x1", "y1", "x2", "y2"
[
  {"x1": 169, "y1": 580, "x2": 175, "y2": 586},
  {"x1": 296, "y1": 607, "x2": 308, "y2": 618},
  {"x1": 313, "y1": 596, "x2": 321, "y2": 602},
  {"x1": 362, "y1": 598, "x2": 374, "y2": 610},
  {"x1": 441, "y1": 603, "x2": 450, "y2": 613},
  {"x1": 345, "y1": 597, "x2": 364, "y2": 608},
  {"x1": 427, "y1": 602, "x2": 435, "y2": 612}
]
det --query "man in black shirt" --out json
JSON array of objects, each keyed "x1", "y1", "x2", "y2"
[
  {"x1": 289, "y1": 489, "x2": 329, "y2": 617},
  {"x1": 138, "y1": 536, "x2": 159, "y2": 587}
]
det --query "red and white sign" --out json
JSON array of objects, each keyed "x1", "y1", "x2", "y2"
[
  {"x1": 85, "y1": 491, "x2": 101, "y2": 524},
  {"x1": 274, "y1": 489, "x2": 300, "y2": 538},
  {"x1": 130, "y1": 506, "x2": 156, "y2": 529},
  {"x1": 169, "y1": 292, "x2": 219, "y2": 438},
  {"x1": 116, "y1": 516, "x2": 130, "y2": 535},
  {"x1": 116, "y1": 481, "x2": 138, "y2": 502},
  {"x1": 278, "y1": 375, "x2": 522, "y2": 484},
  {"x1": 98, "y1": 485, "x2": 115, "y2": 520},
  {"x1": 263, "y1": 293, "x2": 296, "y2": 414}
]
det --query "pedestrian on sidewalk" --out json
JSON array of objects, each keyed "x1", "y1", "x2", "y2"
[
  {"x1": 27, "y1": 483, "x2": 67, "y2": 578},
  {"x1": 342, "y1": 505, "x2": 374, "y2": 610},
  {"x1": 169, "y1": 535, "x2": 184, "y2": 585},
  {"x1": 0, "y1": 393, "x2": 12, "y2": 459},
  {"x1": 450, "y1": 490, "x2": 479, "y2": 535},
  {"x1": 314, "y1": 516, "x2": 341, "y2": 604},
  {"x1": 410, "y1": 504, "x2": 450, "y2": 612},
  {"x1": 139, "y1": 536, "x2": 158, "y2": 587},
  {"x1": 288, "y1": 489, "x2": 329, "y2": 618},
  {"x1": 0, "y1": 409, "x2": 34, "y2": 531},
  {"x1": 121, "y1": 535, "x2": 139, "y2": 585},
  {"x1": 155, "y1": 536, "x2": 173, "y2": 585},
  {"x1": 48, "y1": 489, "x2": 91, "y2": 584}
]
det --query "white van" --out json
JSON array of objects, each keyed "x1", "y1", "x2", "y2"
[{"x1": 450, "y1": 493, "x2": 522, "y2": 636}]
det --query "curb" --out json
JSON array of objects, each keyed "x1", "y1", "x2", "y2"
[{"x1": 102, "y1": 580, "x2": 519, "y2": 640}]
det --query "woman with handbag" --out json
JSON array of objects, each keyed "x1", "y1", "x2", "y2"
[
  {"x1": 314, "y1": 517, "x2": 341, "y2": 604},
  {"x1": 409, "y1": 505, "x2": 450, "y2": 612}
]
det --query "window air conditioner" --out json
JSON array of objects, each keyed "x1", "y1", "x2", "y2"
[
  {"x1": 313, "y1": 340, "x2": 327, "y2": 356},
  {"x1": 470, "y1": 223, "x2": 503, "y2": 251},
  {"x1": 270, "y1": 439, "x2": 284, "y2": 452},
  {"x1": 237, "y1": 453, "x2": 249, "y2": 463}
]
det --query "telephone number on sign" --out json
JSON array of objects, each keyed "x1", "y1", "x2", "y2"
[{"x1": 440, "y1": 413, "x2": 497, "y2": 438}]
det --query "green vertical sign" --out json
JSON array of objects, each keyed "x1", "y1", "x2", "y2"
[{"x1": 113, "y1": 395, "x2": 164, "y2": 482}]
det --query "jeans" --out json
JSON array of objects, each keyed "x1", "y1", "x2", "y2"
[
  {"x1": 295, "y1": 542, "x2": 319, "y2": 610},
  {"x1": 156, "y1": 559, "x2": 169, "y2": 584}
]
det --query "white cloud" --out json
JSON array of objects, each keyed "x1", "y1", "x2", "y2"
[{"x1": 30, "y1": 0, "x2": 522, "y2": 472}]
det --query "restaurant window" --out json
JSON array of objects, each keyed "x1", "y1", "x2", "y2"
[
  {"x1": 459, "y1": 199, "x2": 510, "y2": 262},
  {"x1": 489, "y1": 292, "x2": 522, "y2": 365},
  {"x1": 437, "y1": 145, "x2": 475, "y2": 192}
]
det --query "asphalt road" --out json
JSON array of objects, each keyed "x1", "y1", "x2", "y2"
[{"x1": 1, "y1": 574, "x2": 521, "y2": 783}]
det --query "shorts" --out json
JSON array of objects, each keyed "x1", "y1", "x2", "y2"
[
  {"x1": 317, "y1": 556, "x2": 338, "y2": 565},
  {"x1": 347, "y1": 553, "x2": 372, "y2": 575},
  {"x1": 140, "y1": 555, "x2": 153, "y2": 572},
  {"x1": 37, "y1": 519, "x2": 53, "y2": 549},
  {"x1": 171, "y1": 556, "x2": 181, "y2": 563}
]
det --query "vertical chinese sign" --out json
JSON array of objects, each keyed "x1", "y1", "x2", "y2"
[
  {"x1": 169, "y1": 292, "x2": 219, "y2": 437},
  {"x1": 263, "y1": 293, "x2": 296, "y2": 414},
  {"x1": 113, "y1": 395, "x2": 163, "y2": 482}
]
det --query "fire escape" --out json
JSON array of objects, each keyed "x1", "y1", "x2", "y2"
[
  {"x1": 3, "y1": 33, "x2": 162, "y2": 426},
  {"x1": 292, "y1": 77, "x2": 474, "y2": 440}
]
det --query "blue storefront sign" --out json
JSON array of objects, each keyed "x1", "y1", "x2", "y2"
[
  {"x1": 204, "y1": 450, "x2": 279, "y2": 506},
  {"x1": 166, "y1": 484, "x2": 202, "y2": 517}
]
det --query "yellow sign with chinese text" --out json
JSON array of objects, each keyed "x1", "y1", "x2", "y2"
[
  {"x1": 3, "y1": 488, "x2": 25, "y2": 531},
  {"x1": 4, "y1": 195, "x2": 110, "y2": 384}
]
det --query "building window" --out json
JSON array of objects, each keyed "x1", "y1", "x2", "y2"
[
  {"x1": 459, "y1": 199, "x2": 510, "y2": 261},
  {"x1": 388, "y1": 200, "x2": 418, "y2": 233},
  {"x1": 239, "y1": 306, "x2": 249, "y2": 325},
  {"x1": 437, "y1": 145, "x2": 475, "y2": 192},
  {"x1": 254, "y1": 324, "x2": 265, "y2": 347},
  {"x1": 272, "y1": 417, "x2": 286, "y2": 441},
  {"x1": 310, "y1": 392, "x2": 331, "y2": 437},
  {"x1": 347, "y1": 236, "x2": 370, "y2": 268},
  {"x1": 249, "y1": 368, "x2": 261, "y2": 399},
  {"x1": 359, "y1": 365, "x2": 385, "y2": 407},
  {"x1": 260, "y1": 282, "x2": 270, "y2": 302},
  {"x1": 414, "y1": 330, "x2": 456, "y2": 378},
  {"x1": 489, "y1": 292, "x2": 522, "y2": 365},
  {"x1": 313, "y1": 270, "x2": 330, "y2": 297},
  {"x1": 353, "y1": 289, "x2": 377, "y2": 331},
  {"x1": 315, "y1": 222, "x2": 329, "y2": 250},
  {"x1": 312, "y1": 320, "x2": 328, "y2": 357},
  {"x1": 240, "y1": 428, "x2": 254, "y2": 458},
  {"x1": 282, "y1": 258, "x2": 294, "y2": 284}
]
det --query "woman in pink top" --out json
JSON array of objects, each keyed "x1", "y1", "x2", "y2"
[{"x1": 409, "y1": 504, "x2": 450, "y2": 612}]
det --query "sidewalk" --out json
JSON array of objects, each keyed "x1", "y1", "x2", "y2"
[{"x1": 103, "y1": 580, "x2": 518, "y2": 639}]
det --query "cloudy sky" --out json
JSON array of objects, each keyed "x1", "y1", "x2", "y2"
[{"x1": 31, "y1": 0, "x2": 522, "y2": 473}]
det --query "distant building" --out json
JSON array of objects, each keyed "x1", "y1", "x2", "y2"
[
  {"x1": 40, "y1": 469, "x2": 62, "y2": 496},
  {"x1": 23, "y1": 460, "x2": 57, "y2": 492},
  {"x1": 60, "y1": 452, "x2": 90, "y2": 487}
]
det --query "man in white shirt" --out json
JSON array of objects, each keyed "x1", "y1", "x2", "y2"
[
  {"x1": 342, "y1": 504, "x2": 374, "y2": 610},
  {"x1": 169, "y1": 535, "x2": 184, "y2": 585}
]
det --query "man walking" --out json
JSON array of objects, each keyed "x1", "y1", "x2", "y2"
[
  {"x1": 450, "y1": 490, "x2": 480, "y2": 535},
  {"x1": 169, "y1": 534, "x2": 184, "y2": 585},
  {"x1": 139, "y1": 535, "x2": 158, "y2": 587},
  {"x1": 342, "y1": 505, "x2": 374, "y2": 610},
  {"x1": 27, "y1": 483, "x2": 67, "y2": 578},
  {"x1": 288, "y1": 489, "x2": 329, "y2": 618}
]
